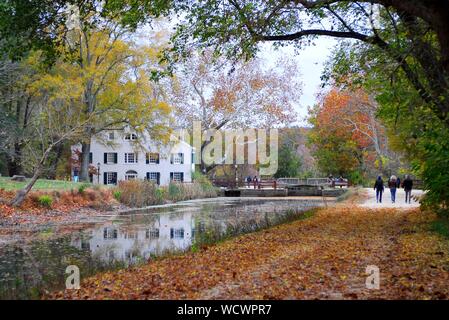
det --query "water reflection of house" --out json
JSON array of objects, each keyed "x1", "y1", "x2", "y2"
[{"x1": 70, "y1": 212, "x2": 194, "y2": 265}]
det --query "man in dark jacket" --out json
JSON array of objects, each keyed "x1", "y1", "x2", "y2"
[
  {"x1": 374, "y1": 176, "x2": 384, "y2": 203},
  {"x1": 402, "y1": 175, "x2": 414, "y2": 204}
]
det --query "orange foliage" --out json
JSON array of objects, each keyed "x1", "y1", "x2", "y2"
[{"x1": 0, "y1": 188, "x2": 117, "y2": 222}]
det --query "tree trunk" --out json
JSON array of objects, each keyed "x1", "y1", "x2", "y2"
[
  {"x1": 46, "y1": 143, "x2": 65, "y2": 179},
  {"x1": 6, "y1": 142, "x2": 23, "y2": 176},
  {"x1": 9, "y1": 166, "x2": 42, "y2": 207},
  {"x1": 79, "y1": 141, "x2": 91, "y2": 182}
]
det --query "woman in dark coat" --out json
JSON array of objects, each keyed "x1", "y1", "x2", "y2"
[{"x1": 374, "y1": 176, "x2": 384, "y2": 203}]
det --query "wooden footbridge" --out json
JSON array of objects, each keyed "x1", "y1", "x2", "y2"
[{"x1": 212, "y1": 177, "x2": 349, "y2": 197}]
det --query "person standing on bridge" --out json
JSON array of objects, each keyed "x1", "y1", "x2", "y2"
[
  {"x1": 246, "y1": 176, "x2": 252, "y2": 188},
  {"x1": 374, "y1": 176, "x2": 384, "y2": 203},
  {"x1": 402, "y1": 175, "x2": 414, "y2": 204},
  {"x1": 253, "y1": 176, "x2": 258, "y2": 189},
  {"x1": 388, "y1": 175, "x2": 398, "y2": 203}
]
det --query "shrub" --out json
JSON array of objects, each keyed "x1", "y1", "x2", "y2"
[
  {"x1": 168, "y1": 182, "x2": 182, "y2": 201},
  {"x1": 37, "y1": 195, "x2": 53, "y2": 208},
  {"x1": 117, "y1": 180, "x2": 164, "y2": 207},
  {"x1": 113, "y1": 190, "x2": 122, "y2": 201},
  {"x1": 116, "y1": 178, "x2": 218, "y2": 208},
  {"x1": 78, "y1": 184, "x2": 90, "y2": 195}
]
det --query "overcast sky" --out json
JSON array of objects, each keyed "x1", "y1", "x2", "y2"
[{"x1": 258, "y1": 38, "x2": 338, "y2": 126}]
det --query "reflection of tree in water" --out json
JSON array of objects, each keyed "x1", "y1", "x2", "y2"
[
  {"x1": 0, "y1": 237, "x2": 94, "y2": 299},
  {"x1": 0, "y1": 198, "x2": 323, "y2": 299}
]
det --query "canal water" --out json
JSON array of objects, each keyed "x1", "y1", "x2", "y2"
[{"x1": 0, "y1": 197, "x2": 330, "y2": 299}]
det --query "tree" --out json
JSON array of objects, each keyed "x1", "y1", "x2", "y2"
[
  {"x1": 0, "y1": 0, "x2": 170, "y2": 61},
  {"x1": 274, "y1": 131, "x2": 303, "y2": 178},
  {"x1": 166, "y1": 50, "x2": 300, "y2": 172},
  {"x1": 164, "y1": 1, "x2": 449, "y2": 127},
  {"x1": 0, "y1": 54, "x2": 47, "y2": 177},
  {"x1": 54, "y1": 10, "x2": 171, "y2": 181},
  {"x1": 6, "y1": 51, "x2": 90, "y2": 206}
]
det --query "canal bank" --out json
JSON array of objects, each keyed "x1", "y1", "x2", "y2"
[{"x1": 0, "y1": 197, "x2": 332, "y2": 299}]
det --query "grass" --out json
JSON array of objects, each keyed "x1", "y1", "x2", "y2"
[
  {"x1": 0, "y1": 176, "x2": 92, "y2": 191},
  {"x1": 431, "y1": 218, "x2": 449, "y2": 239}
]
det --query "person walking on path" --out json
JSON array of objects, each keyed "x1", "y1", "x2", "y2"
[
  {"x1": 402, "y1": 175, "x2": 414, "y2": 204},
  {"x1": 374, "y1": 176, "x2": 384, "y2": 203},
  {"x1": 388, "y1": 175, "x2": 398, "y2": 203}
]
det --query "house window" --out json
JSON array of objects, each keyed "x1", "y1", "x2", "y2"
[
  {"x1": 125, "y1": 170, "x2": 138, "y2": 180},
  {"x1": 170, "y1": 228, "x2": 184, "y2": 239},
  {"x1": 146, "y1": 172, "x2": 160, "y2": 184},
  {"x1": 104, "y1": 152, "x2": 117, "y2": 164},
  {"x1": 146, "y1": 152, "x2": 159, "y2": 164},
  {"x1": 81, "y1": 240, "x2": 90, "y2": 250},
  {"x1": 103, "y1": 228, "x2": 118, "y2": 239},
  {"x1": 104, "y1": 172, "x2": 117, "y2": 185},
  {"x1": 124, "y1": 133, "x2": 137, "y2": 141},
  {"x1": 124, "y1": 231, "x2": 138, "y2": 239},
  {"x1": 124, "y1": 153, "x2": 138, "y2": 163},
  {"x1": 170, "y1": 172, "x2": 184, "y2": 182},
  {"x1": 108, "y1": 131, "x2": 115, "y2": 140},
  {"x1": 171, "y1": 153, "x2": 184, "y2": 164},
  {"x1": 145, "y1": 228, "x2": 159, "y2": 239}
]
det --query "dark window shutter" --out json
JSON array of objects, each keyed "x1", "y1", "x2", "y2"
[
  {"x1": 157, "y1": 172, "x2": 160, "y2": 185},
  {"x1": 170, "y1": 228, "x2": 174, "y2": 239},
  {"x1": 181, "y1": 172, "x2": 184, "y2": 182},
  {"x1": 170, "y1": 172, "x2": 173, "y2": 181},
  {"x1": 103, "y1": 172, "x2": 107, "y2": 184},
  {"x1": 156, "y1": 153, "x2": 159, "y2": 164},
  {"x1": 170, "y1": 154, "x2": 173, "y2": 164},
  {"x1": 180, "y1": 153, "x2": 184, "y2": 164},
  {"x1": 146, "y1": 153, "x2": 149, "y2": 164},
  {"x1": 135, "y1": 153, "x2": 138, "y2": 163},
  {"x1": 89, "y1": 152, "x2": 93, "y2": 164},
  {"x1": 114, "y1": 153, "x2": 118, "y2": 164},
  {"x1": 104, "y1": 153, "x2": 107, "y2": 164},
  {"x1": 113, "y1": 172, "x2": 117, "y2": 184},
  {"x1": 146, "y1": 172, "x2": 150, "y2": 180}
]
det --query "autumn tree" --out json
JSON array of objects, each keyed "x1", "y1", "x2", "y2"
[
  {"x1": 308, "y1": 88, "x2": 402, "y2": 181},
  {"x1": 166, "y1": 50, "x2": 300, "y2": 172},
  {"x1": 4, "y1": 51, "x2": 90, "y2": 206},
  {"x1": 57, "y1": 7, "x2": 171, "y2": 181}
]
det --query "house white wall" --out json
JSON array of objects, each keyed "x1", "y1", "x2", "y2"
[
  {"x1": 72, "y1": 129, "x2": 195, "y2": 186},
  {"x1": 70, "y1": 212, "x2": 195, "y2": 264}
]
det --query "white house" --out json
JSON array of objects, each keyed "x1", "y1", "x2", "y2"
[
  {"x1": 70, "y1": 212, "x2": 196, "y2": 264},
  {"x1": 72, "y1": 129, "x2": 195, "y2": 186}
]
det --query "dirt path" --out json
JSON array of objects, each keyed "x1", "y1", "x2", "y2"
[
  {"x1": 50, "y1": 201, "x2": 449, "y2": 300},
  {"x1": 360, "y1": 187, "x2": 423, "y2": 209}
]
